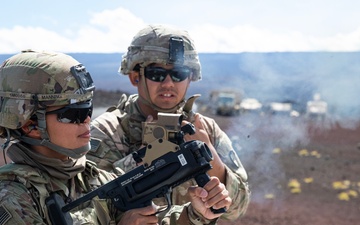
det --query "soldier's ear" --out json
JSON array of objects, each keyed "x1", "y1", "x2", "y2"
[
  {"x1": 129, "y1": 71, "x2": 140, "y2": 86},
  {"x1": 21, "y1": 120, "x2": 40, "y2": 138}
]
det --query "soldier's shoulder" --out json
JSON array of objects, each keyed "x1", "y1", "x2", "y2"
[
  {"x1": 197, "y1": 114, "x2": 219, "y2": 131},
  {"x1": 200, "y1": 114, "x2": 216, "y2": 123},
  {"x1": 0, "y1": 163, "x2": 39, "y2": 177},
  {"x1": 91, "y1": 110, "x2": 121, "y2": 126},
  {"x1": 0, "y1": 180, "x2": 42, "y2": 224},
  {"x1": 0, "y1": 163, "x2": 50, "y2": 186}
]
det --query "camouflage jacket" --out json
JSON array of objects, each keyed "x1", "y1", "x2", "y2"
[
  {"x1": 87, "y1": 94, "x2": 250, "y2": 222},
  {"x1": 0, "y1": 147, "x2": 218, "y2": 225},
  {"x1": 0, "y1": 153, "x2": 120, "y2": 224}
]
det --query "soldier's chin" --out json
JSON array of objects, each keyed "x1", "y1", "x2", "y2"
[
  {"x1": 154, "y1": 101, "x2": 176, "y2": 109},
  {"x1": 158, "y1": 105, "x2": 177, "y2": 111}
]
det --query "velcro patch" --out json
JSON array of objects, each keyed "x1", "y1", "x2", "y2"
[{"x1": 90, "y1": 138, "x2": 101, "y2": 152}]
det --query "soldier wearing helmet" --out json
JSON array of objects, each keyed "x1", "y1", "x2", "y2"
[
  {"x1": 0, "y1": 50, "x2": 125, "y2": 224},
  {"x1": 88, "y1": 24, "x2": 250, "y2": 224},
  {"x1": 0, "y1": 50, "x2": 231, "y2": 225}
]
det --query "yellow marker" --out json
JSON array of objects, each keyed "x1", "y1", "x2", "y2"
[
  {"x1": 310, "y1": 150, "x2": 321, "y2": 158},
  {"x1": 264, "y1": 194, "x2": 275, "y2": 199},
  {"x1": 272, "y1": 148, "x2": 281, "y2": 154},
  {"x1": 298, "y1": 149, "x2": 309, "y2": 156},
  {"x1": 288, "y1": 179, "x2": 301, "y2": 188},
  {"x1": 348, "y1": 190, "x2": 358, "y2": 198},
  {"x1": 332, "y1": 180, "x2": 350, "y2": 190},
  {"x1": 338, "y1": 192, "x2": 350, "y2": 201},
  {"x1": 303, "y1": 177, "x2": 314, "y2": 183}
]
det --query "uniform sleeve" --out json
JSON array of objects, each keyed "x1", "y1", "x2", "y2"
[
  {"x1": 222, "y1": 165, "x2": 250, "y2": 220},
  {"x1": 0, "y1": 181, "x2": 46, "y2": 225},
  {"x1": 88, "y1": 111, "x2": 128, "y2": 172},
  {"x1": 202, "y1": 116, "x2": 251, "y2": 220},
  {"x1": 160, "y1": 203, "x2": 217, "y2": 225}
]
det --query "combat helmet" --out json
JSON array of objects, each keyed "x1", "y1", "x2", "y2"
[
  {"x1": 0, "y1": 50, "x2": 95, "y2": 158},
  {"x1": 120, "y1": 24, "x2": 202, "y2": 81}
]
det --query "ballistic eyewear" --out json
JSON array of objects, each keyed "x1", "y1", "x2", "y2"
[
  {"x1": 46, "y1": 101, "x2": 93, "y2": 124},
  {"x1": 143, "y1": 67, "x2": 192, "y2": 83}
]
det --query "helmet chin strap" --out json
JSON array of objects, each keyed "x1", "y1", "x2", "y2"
[
  {"x1": 17, "y1": 109, "x2": 90, "y2": 159},
  {"x1": 18, "y1": 135, "x2": 90, "y2": 159}
]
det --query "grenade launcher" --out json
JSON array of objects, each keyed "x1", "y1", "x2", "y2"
[{"x1": 46, "y1": 113, "x2": 226, "y2": 224}]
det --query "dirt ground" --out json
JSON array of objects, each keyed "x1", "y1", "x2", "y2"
[{"x1": 206, "y1": 112, "x2": 360, "y2": 225}]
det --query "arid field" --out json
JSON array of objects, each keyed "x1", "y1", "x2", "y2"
[{"x1": 210, "y1": 113, "x2": 360, "y2": 225}]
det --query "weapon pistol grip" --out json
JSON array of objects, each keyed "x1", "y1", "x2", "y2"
[{"x1": 195, "y1": 173, "x2": 227, "y2": 214}]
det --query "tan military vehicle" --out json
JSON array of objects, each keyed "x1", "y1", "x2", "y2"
[{"x1": 209, "y1": 90, "x2": 241, "y2": 116}]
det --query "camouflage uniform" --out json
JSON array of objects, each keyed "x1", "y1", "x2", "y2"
[
  {"x1": 0, "y1": 143, "x2": 121, "y2": 225},
  {"x1": 88, "y1": 24, "x2": 250, "y2": 223},
  {"x1": 88, "y1": 94, "x2": 251, "y2": 222},
  {"x1": 0, "y1": 50, "x2": 215, "y2": 225},
  {"x1": 87, "y1": 25, "x2": 250, "y2": 221},
  {"x1": 0, "y1": 50, "x2": 122, "y2": 224}
]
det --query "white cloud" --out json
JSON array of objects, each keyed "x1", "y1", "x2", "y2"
[
  {"x1": 0, "y1": 26, "x2": 74, "y2": 53},
  {"x1": 0, "y1": 8, "x2": 147, "y2": 54},
  {"x1": 84, "y1": 7, "x2": 146, "y2": 52},
  {"x1": 189, "y1": 24, "x2": 360, "y2": 52},
  {"x1": 0, "y1": 7, "x2": 360, "y2": 54},
  {"x1": 313, "y1": 28, "x2": 360, "y2": 51}
]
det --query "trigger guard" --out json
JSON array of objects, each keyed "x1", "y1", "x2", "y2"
[{"x1": 155, "y1": 187, "x2": 173, "y2": 214}]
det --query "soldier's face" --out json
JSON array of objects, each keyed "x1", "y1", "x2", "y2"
[
  {"x1": 143, "y1": 63, "x2": 190, "y2": 110},
  {"x1": 44, "y1": 106, "x2": 91, "y2": 159}
]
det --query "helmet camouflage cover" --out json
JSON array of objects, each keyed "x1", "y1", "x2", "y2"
[
  {"x1": 120, "y1": 24, "x2": 202, "y2": 81},
  {"x1": 0, "y1": 50, "x2": 95, "y2": 129}
]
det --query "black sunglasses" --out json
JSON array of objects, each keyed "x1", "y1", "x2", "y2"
[
  {"x1": 144, "y1": 66, "x2": 192, "y2": 82},
  {"x1": 46, "y1": 101, "x2": 93, "y2": 124}
]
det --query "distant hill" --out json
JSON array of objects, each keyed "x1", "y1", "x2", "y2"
[{"x1": 1, "y1": 52, "x2": 360, "y2": 119}]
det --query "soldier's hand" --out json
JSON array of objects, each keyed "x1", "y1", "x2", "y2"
[
  {"x1": 188, "y1": 176, "x2": 231, "y2": 220},
  {"x1": 183, "y1": 113, "x2": 211, "y2": 146},
  {"x1": 117, "y1": 204, "x2": 158, "y2": 225},
  {"x1": 183, "y1": 113, "x2": 226, "y2": 182}
]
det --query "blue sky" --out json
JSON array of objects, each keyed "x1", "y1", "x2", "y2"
[{"x1": 1, "y1": 0, "x2": 360, "y2": 53}]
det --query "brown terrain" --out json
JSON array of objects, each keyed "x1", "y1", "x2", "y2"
[
  {"x1": 1, "y1": 90, "x2": 359, "y2": 225},
  {"x1": 214, "y1": 114, "x2": 360, "y2": 225}
]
